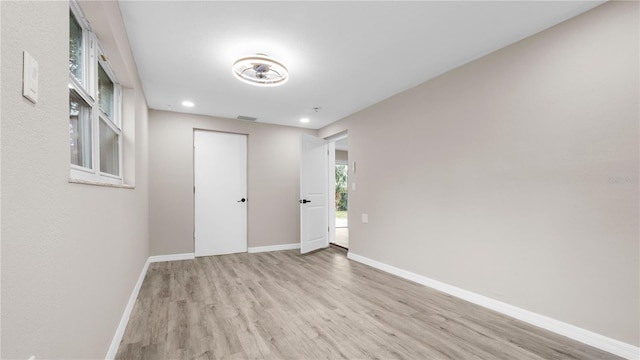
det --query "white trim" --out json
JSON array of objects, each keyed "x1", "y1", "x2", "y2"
[
  {"x1": 328, "y1": 141, "x2": 336, "y2": 246},
  {"x1": 324, "y1": 131, "x2": 348, "y2": 142},
  {"x1": 148, "y1": 253, "x2": 195, "y2": 263},
  {"x1": 347, "y1": 252, "x2": 640, "y2": 360},
  {"x1": 68, "y1": 178, "x2": 134, "y2": 189},
  {"x1": 248, "y1": 243, "x2": 300, "y2": 253},
  {"x1": 105, "y1": 258, "x2": 150, "y2": 360}
]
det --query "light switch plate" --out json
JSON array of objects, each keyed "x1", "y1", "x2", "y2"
[
  {"x1": 362, "y1": 213, "x2": 368, "y2": 223},
  {"x1": 23, "y1": 51, "x2": 39, "y2": 103}
]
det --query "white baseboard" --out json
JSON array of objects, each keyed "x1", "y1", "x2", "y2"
[
  {"x1": 347, "y1": 252, "x2": 640, "y2": 360},
  {"x1": 148, "y1": 252, "x2": 195, "y2": 262},
  {"x1": 248, "y1": 243, "x2": 300, "y2": 253},
  {"x1": 105, "y1": 257, "x2": 151, "y2": 360}
]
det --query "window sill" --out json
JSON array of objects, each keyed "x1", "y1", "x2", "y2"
[{"x1": 68, "y1": 178, "x2": 135, "y2": 189}]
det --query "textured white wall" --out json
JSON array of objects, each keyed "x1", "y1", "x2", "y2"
[
  {"x1": 148, "y1": 110, "x2": 316, "y2": 256},
  {"x1": 320, "y1": 1, "x2": 639, "y2": 346},
  {"x1": 1, "y1": 1, "x2": 149, "y2": 358}
]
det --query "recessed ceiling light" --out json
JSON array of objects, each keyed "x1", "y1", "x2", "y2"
[
  {"x1": 300, "y1": 118, "x2": 310, "y2": 123},
  {"x1": 233, "y1": 54, "x2": 288, "y2": 87},
  {"x1": 182, "y1": 100, "x2": 194, "y2": 107}
]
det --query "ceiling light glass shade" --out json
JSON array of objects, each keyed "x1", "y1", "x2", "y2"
[{"x1": 232, "y1": 54, "x2": 288, "y2": 87}]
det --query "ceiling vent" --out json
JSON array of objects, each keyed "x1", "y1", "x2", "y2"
[
  {"x1": 232, "y1": 54, "x2": 288, "y2": 87},
  {"x1": 237, "y1": 115, "x2": 257, "y2": 121}
]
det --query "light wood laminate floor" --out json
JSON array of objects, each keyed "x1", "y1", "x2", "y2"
[{"x1": 116, "y1": 247, "x2": 622, "y2": 359}]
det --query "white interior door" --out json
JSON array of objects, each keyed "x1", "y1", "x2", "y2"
[
  {"x1": 300, "y1": 133, "x2": 329, "y2": 254},
  {"x1": 194, "y1": 130, "x2": 247, "y2": 257}
]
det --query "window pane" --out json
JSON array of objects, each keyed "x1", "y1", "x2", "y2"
[
  {"x1": 99, "y1": 119, "x2": 119, "y2": 176},
  {"x1": 98, "y1": 64, "x2": 114, "y2": 119},
  {"x1": 69, "y1": 90, "x2": 92, "y2": 168},
  {"x1": 69, "y1": 11, "x2": 83, "y2": 82}
]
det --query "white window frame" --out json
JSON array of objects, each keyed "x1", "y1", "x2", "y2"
[{"x1": 69, "y1": 0, "x2": 123, "y2": 185}]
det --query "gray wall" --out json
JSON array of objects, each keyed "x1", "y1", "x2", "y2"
[
  {"x1": 319, "y1": 1, "x2": 639, "y2": 346},
  {"x1": 1, "y1": 1, "x2": 149, "y2": 358},
  {"x1": 148, "y1": 110, "x2": 315, "y2": 255},
  {"x1": 336, "y1": 150, "x2": 348, "y2": 165}
]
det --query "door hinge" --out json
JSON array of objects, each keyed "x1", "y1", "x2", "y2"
[
  {"x1": 328, "y1": 226, "x2": 330, "y2": 232},
  {"x1": 193, "y1": 186, "x2": 195, "y2": 193}
]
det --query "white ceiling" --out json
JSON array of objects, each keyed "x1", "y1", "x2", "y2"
[{"x1": 118, "y1": 1, "x2": 604, "y2": 130}]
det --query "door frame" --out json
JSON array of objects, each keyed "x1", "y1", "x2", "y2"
[
  {"x1": 324, "y1": 131, "x2": 348, "y2": 248},
  {"x1": 328, "y1": 141, "x2": 336, "y2": 246}
]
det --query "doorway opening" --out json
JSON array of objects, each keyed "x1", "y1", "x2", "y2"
[{"x1": 332, "y1": 137, "x2": 349, "y2": 249}]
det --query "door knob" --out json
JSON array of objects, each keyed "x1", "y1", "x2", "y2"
[
  {"x1": 299, "y1": 199, "x2": 311, "y2": 204},
  {"x1": 237, "y1": 198, "x2": 246, "y2": 203}
]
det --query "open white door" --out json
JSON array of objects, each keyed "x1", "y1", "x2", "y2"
[{"x1": 300, "y1": 134, "x2": 329, "y2": 254}]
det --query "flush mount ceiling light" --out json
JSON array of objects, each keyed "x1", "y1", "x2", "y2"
[{"x1": 232, "y1": 54, "x2": 288, "y2": 87}]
